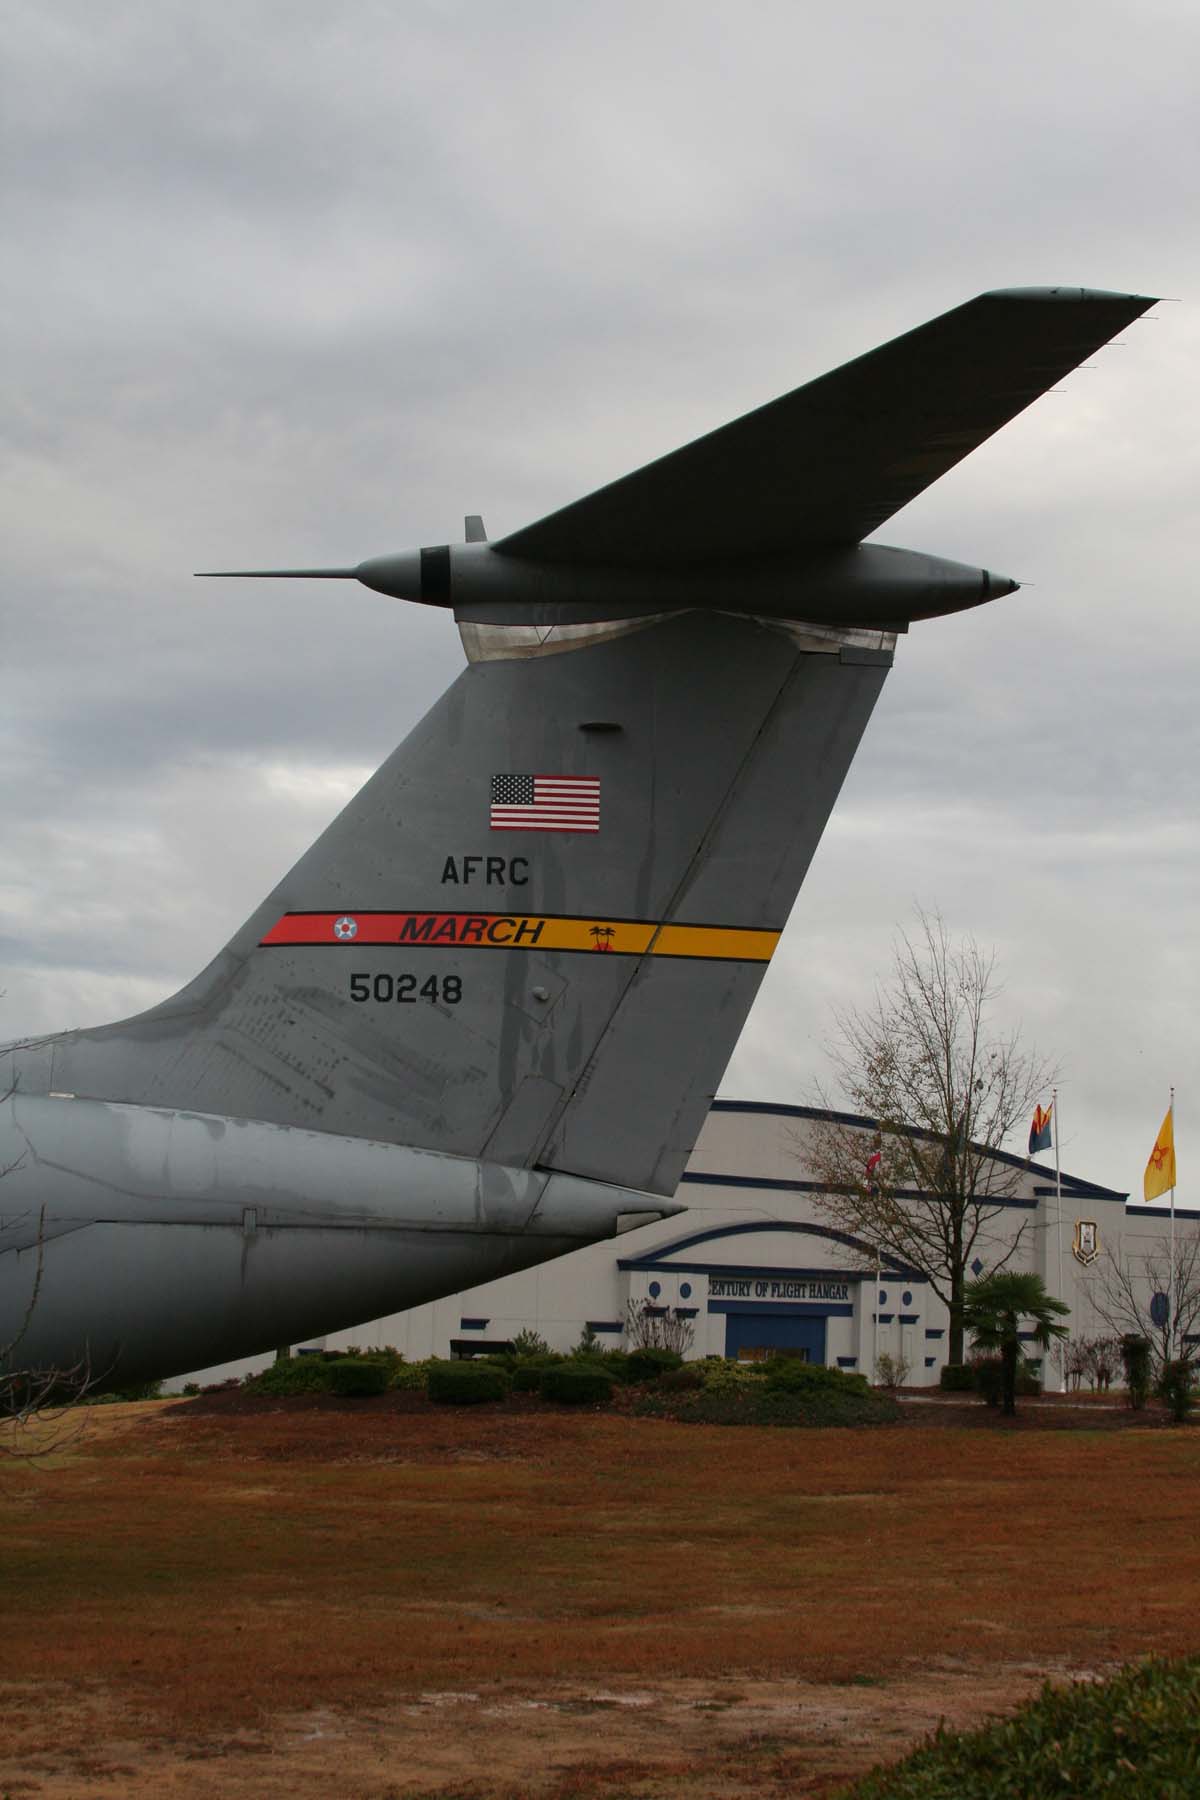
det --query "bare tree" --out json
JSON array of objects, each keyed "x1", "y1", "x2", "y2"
[
  {"x1": 806, "y1": 910, "x2": 1055, "y2": 1364},
  {"x1": 1088, "y1": 1231, "x2": 1200, "y2": 1378},
  {"x1": 624, "y1": 1299, "x2": 696, "y2": 1357}
]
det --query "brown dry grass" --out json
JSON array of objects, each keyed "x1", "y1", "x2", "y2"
[{"x1": 1, "y1": 1397, "x2": 1198, "y2": 1797}]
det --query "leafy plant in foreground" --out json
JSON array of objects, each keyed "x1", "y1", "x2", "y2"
[{"x1": 840, "y1": 1655, "x2": 1200, "y2": 1798}]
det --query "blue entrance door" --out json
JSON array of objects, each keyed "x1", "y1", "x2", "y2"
[{"x1": 724, "y1": 1312, "x2": 827, "y2": 1364}]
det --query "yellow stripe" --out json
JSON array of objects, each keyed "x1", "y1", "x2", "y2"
[
  {"x1": 497, "y1": 916, "x2": 779, "y2": 961},
  {"x1": 650, "y1": 924, "x2": 780, "y2": 962},
  {"x1": 529, "y1": 919, "x2": 656, "y2": 955}
]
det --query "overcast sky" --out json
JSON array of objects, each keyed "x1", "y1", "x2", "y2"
[{"x1": 3, "y1": 0, "x2": 1197, "y2": 1209}]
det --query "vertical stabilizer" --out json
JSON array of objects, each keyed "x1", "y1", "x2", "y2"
[{"x1": 45, "y1": 614, "x2": 889, "y2": 1195}]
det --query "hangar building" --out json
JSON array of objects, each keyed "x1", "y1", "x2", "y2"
[{"x1": 304, "y1": 1099, "x2": 1169, "y2": 1384}]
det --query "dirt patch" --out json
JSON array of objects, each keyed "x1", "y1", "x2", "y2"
[
  {"x1": 0, "y1": 1665, "x2": 1107, "y2": 1798},
  {"x1": 2, "y1": 1400, "x2": 1197, "y2": 1796}
]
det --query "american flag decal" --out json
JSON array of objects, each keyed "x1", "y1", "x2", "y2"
[{"x1": 490, "y1": 774, "x2": 600, "y2": 833}]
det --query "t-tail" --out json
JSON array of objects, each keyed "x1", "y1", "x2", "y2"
[{"x1": 1, "y1": 286, "x2": 1155, "y2": 1383}]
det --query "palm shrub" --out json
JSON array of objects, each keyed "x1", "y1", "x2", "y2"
[
  {"x1": 971, "y1": 1356, "x2": 1004, "y2": 1407},
  {"x1": 962, "y1": 1272, "x2": 1069, "y2": 1417}
]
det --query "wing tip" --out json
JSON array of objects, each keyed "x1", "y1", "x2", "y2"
[{"x1": 979, "y1": 285, "x2": 1160, "y2": 309}]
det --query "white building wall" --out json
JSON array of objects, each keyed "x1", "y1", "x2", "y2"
[{"x1": 166, "y1": 1100, "x2": 1187, "y2": 1391}]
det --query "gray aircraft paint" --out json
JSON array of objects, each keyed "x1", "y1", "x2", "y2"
[{"x1": 0, "y1": 287, "x2": 1156, "y2": 1390}]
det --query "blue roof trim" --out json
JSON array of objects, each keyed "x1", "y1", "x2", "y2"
[
  {"x1": 1131, "y1": 1204, "x2": 1200, "y2": 1220},
  {"x1": 618, "y1": 1218, "x2": 925, "y2": 1277},
  {"x1": 708, "y1": 1300, "x2": 854, "y2": 1318},
  {"x1": 684, "y1": 1170, "x2": 1037, "y2": 1212},
  {"x1": 625, "y1": 1260, "x2": 876, "y2": 1280},
  {"x1": 707, "y1": 1098, "x2": 1127, "y2": 1201},
  {"x1": 1033, "y1": 1184, "x2": 1127, "y2": 1205}
]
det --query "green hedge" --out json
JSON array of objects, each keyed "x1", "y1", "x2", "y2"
[
  {"x1": 427, "y1": 1361, "x2": 511, "y2": 1405},
  {"x1": 624, "y1": 1347, "x2": 683, "y2": 1384},
  {"x1": 657, "y1": 1365, "x2": 704, "y2": 1393},
  {"x1": 939, "y1": 1363, "x2": 975, "y2": 1393},
  {"x1": 540, "y1": 1365, "x2": 614, "y2": 1406},
  {"x1": 388, "y1": 1358, "x2": 437, "y2": 1391},
  {"x1": 842, "y1": 1656, "x2": 1200, "y2": 1798},
  {"x1": 246, "y1": 1355, "x2": 334, "y2": 1396},
  {"x1": 634, "y1": 1381, "x2": 899, "y2": 1429},
  {"x1": 327, "y1": 1358, "x2": 390, "y2": 1398},
  {"x1": 765, "y1": 1360, "x2": 870, "y2": 1398}
]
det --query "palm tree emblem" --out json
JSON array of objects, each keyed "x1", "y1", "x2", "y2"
[{"x1": 590, "y1": 924, "x2": 616, "y2": 952}]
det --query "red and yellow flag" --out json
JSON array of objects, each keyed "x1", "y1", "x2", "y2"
[{"x1": 1143, "y1": 1108, "x2": 1176, "y2": 1203}]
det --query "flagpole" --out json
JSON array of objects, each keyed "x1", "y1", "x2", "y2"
[
  {"x1": 1054, "y1": 1086, "x2": 1065, "y2": 1391},
  {"x1": 1169, "y1": 1086, "x2": 1176, "y2": 1362}
]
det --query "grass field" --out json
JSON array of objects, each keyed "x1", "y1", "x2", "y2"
[{"x1": 2, "y1": 1395, "x2": 1198, "y2": 1797}]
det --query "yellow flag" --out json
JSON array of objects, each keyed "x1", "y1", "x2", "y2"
[{"x1": 1144, "y1": 1108, "x2": 1176, "y2": 1202}]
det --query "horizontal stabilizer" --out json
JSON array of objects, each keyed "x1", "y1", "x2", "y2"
[{"x1": 493, "y1": 287, "x2": 1156, "y2": 567}]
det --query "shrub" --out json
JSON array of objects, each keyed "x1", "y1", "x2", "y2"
[
  {"x1": 327, "y1": 1358, "x2": 390, "y2": 1398},
  {"x1": 599, "y1": 1350, "x2": 633, "y2": 1382},
  {"x1": 1015, "y1": 1359, "x2": 1042, "y2": 1397},
  {"x1": 247, "y1": 1356, "x2": 333, "y2": 1396},
  {"x1": 971, "y1": 1357, "x2": 1004, "y2": 1407},
  {"x1": 1084, "y1": 1335, "x2": 1121, "y2": 1392},
  {"x1": 939, "y1": 1363, "x2": 976, "y2": 1393},
  {"x1": 388, "y1": 1358, "x2": 436, "y2": 1391},
  {"x1": 765, "y1": 1360, "x2": 870, "y2": 1398},
  {"x1": 1121, "y1": 1334, "x2": 1152, "y2": 1410},
  {"x1": 874, "y1": 1351, "x2": 910, "y2": 1390},
  {"x1": 624, "y1": 1347, "x2": 684, "y2": 1384},
  {"x1": 427, "y1": 1361, "x2": 510, "y2": 1405},
  {"x1": 842, "y1": 1655, "x2": 1200, "y2": 1798},
  {"x1": 540, "y1": 1365, "x2": 614, "y2": 1406},
  {"x1": 1159, "y1": 1359, "x2": 1193, "y2": 1424},
  {"x1": 511, "y1": 1362, "x2": 554, "y2": 1392},
  {"x1": 509, "y1": 1328, "x2": 551, "y2": 1359},
  {"x1": 634, "y1": 1380, "x2": 899, "y2": 1429},
  {"x1": 657, "y1": 1365, "x2": 704, "y2": 1393},
  {"x1": 699, "y1": 1358, "x2": 758, "y2": 1393}
]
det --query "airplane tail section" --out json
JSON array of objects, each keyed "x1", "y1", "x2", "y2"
[{"x1": 41, "y1": 613, "x2": 890, "y2": 1196}]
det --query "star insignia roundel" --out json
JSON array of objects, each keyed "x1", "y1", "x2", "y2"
[{"x1": 333, "y1": 915, "x2": 358, "y2": 941}]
